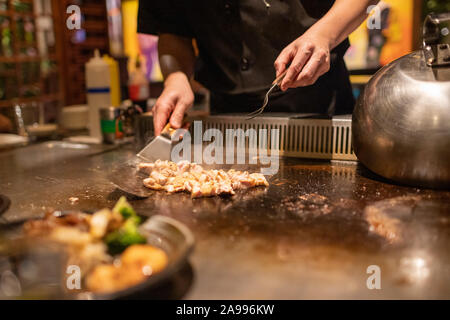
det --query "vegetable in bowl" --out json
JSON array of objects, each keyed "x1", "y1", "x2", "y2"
[{"x1": 20, "y1": 197, "x2": 169, "y2": 295}]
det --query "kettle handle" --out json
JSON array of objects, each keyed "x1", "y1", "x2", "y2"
[{"x1": 423, "y1": 13, "x2": 450, "y2": 67}]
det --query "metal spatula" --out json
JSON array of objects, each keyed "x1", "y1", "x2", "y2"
[
  {"x1": 109, "y1": 123, "x2": 179, "y2": 198},
  {"x1": 137, "y1": 123, "x2": 177, "y2": 162},
  {"x1": 109, "y1": 159, "x2": 153, "y2": 198}
]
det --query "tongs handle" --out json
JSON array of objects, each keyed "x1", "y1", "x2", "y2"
[{"x1": 273, "y1": 69, "x2": 288, "y2": 86}]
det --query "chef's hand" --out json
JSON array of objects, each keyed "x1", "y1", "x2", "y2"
[
  {"x1": 153, "y1": 72, "x2": 194, "y2": 136},
  {"x1": 274, "y1": 30, "x2": 331, "y2": 92}
]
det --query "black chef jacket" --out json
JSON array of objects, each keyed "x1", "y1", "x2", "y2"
[{"x1": 138, "y1": 0, "x2": 355, "y2": 116}]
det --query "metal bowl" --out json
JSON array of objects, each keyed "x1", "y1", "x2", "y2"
[
  {"x1": 352, "y1": 50, "x2": 450, "y2": 189},
  {"x1": 0, "y1": 214, "x2": 195, "y2": 300},
  {"x1": 93, "y1": 215, "x2": 195, "y2": 300}
]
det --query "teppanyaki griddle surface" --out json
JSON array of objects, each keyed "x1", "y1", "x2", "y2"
[{"x1": 1, "y1": 143, "x2": 450, "y2": 299}]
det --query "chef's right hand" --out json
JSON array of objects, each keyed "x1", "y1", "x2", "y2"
[{"x1": 153, "y1": 72, "x2": 194, "y2": 136}]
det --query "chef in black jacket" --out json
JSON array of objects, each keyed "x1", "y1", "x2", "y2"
[{"x1": 138, "y1": 0, "x2": 379, "y2": 135}]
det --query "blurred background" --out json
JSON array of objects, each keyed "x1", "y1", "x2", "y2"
[{"x1": 0, "y1": 0, "x2": 449, "y2": 137}]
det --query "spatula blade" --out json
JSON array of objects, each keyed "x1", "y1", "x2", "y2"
[
  {"x1": 109, "y1": 159, "x2": 153, "y2": 198},
  {"x1": 137, "y1": 135, "x2": 173, "y2": 162}
]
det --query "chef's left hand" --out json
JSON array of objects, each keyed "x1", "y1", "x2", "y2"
[{"x1": 274, "y1": 30, "x2": 331, "y2": 92}]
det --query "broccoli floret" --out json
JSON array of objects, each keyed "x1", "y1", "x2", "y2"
[
  {"x1": 106, "y1": 198, "x2": 145, "y2": 254},
  {"x1": 112, "y1": 196, "x2": 137, "y2": 219},
  {"x1": 105, "y1": 217, "x2": 146, "y2": 255}
]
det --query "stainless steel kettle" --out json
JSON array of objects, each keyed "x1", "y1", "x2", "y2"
[{"x1": 353, "y1": 13, "x2": 450, "y2": 189}]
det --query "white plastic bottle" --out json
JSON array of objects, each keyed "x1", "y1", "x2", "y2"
[{"x1": 85, "y1": 49, "x2": 111, "y2": 142}]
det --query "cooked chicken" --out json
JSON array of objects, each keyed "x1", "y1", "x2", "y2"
[
  {"x1": 89, "y1": 209, "x2": 123, "y2": 239},
  {"x1": 139, "y1": 160, "x2": 269, "y2": 198},
  {"x1": 23, "y1": 212, "x2": 91, "y2": 237},
  {"x1": 86, "y1": 244, "x2": 168, "y2": 294},
  {"x1": 121, "y1": 244, "x2": 168, "y2": 275}
]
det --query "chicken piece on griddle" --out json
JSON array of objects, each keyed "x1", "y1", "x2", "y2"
[
  {"x1": 143, "y1": 178, "x2": 163, "y2": 191},
  {"x1": 227, "y1": 170, "x2": 269, "y2": 189},
  {"x1": 140, "y1": 161, "x2": 268, "y2": 198},
  {"x1": 137, "y1": 163, "x2": 155, "y2": 174},
  {"x1": 150, "y1": 170, "x2": 169, "y2": 186}
]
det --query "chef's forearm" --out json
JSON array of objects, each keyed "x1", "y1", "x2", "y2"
[
  {"x1": 310, "y1": 0, "x2": 380, "y2": 50},
  {"x1": 158, "y1": 34, "x2": 196, "y2": 83}
]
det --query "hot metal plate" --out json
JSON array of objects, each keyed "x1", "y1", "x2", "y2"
[{"x1": 109, "y1": 157, "x2": 154, "y2": 198}]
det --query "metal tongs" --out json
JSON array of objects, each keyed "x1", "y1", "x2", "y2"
[{"x1": 246, "y1": 70, "x2": 287, "y2": 120}]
